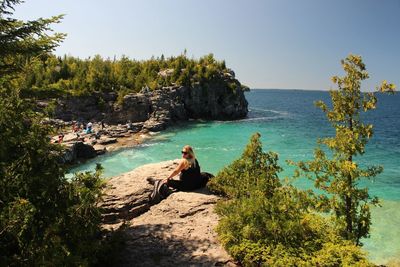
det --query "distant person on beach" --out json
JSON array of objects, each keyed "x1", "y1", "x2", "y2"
[
  {"x1": 126, "y1": 120, "x2": 132, "y2": 130},
  {"x1": 72, "y1": 122, "x2": 80, "y2": 138},
  {"x1": 86, "y1": 122, "x2": 93, "y2": 134},
  {"x1": 58, "y1": 133, "x2": 64, "y2": 144},
  {"x1": 163, "y1": 145, "x2": 207, "y2": 191},
  {"x1": 72, "y1": 122, "x2": 79, "y2": 132}
]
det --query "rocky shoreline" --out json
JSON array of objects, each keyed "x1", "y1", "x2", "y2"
[
  {"x1": 44, "y1": 73, "x2": 248, "y2": 164},
  {"x1": 48, "y1": 120, "x2": 153, "y2": 164},
  {"x1": 100, "y1": 160, "x2": 237, "y2": 267},
  {"x1": 42, "y1": 73, "x2": 247, "y2": 265}
]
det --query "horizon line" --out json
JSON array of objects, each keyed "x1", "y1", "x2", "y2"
[{"x1": 249, "y1": 88, "x2": 384, "y2": 93}]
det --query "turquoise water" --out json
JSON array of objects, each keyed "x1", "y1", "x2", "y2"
[{"x1": 68, "y1": 89, "x2": 400, "y2": 265}]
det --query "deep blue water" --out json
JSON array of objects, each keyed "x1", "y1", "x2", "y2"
[{"x1": 69, "y1": 89, "x2": 400, "y2": 264}]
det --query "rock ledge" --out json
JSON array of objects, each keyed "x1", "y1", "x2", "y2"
[{"x1": 100, "y1": 160, "x2": 236, "y2": 267}]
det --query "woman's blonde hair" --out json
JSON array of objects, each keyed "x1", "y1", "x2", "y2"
[{"x1": 182, "y1": 145, "x2": 196, "y2": 169}]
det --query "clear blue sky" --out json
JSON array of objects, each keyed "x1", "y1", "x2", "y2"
[{"x1": 13, "y1": 0, "x2": 399, "y2": 91}]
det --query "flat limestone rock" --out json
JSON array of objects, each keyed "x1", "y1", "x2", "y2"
[
  {"x1": 97, "y1": 137, "x2": 117, "y2": 145},
  {"x1": 120, "y1": 190, "x2": 236, "y2": 267},
  {"x1": 100, "y1": 160, "x2": 179, "y2": 223},
  {"x1": 100, "y1": 160, "x2": 236, "y2": 267}
]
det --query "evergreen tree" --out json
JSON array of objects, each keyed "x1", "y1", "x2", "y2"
[
  {"x1": 208, "y1": 132, "x2": 282, "y2": 198},
  {"x1": 0, "y1": 0, "x2": 65, "y2": 78},
  {"x1": 15, "y1": 50, "x2": 238, "y2": 99},
  {"x1": 294, "y1": 55, "x2": 396, "y2": 244},
  {"x1": 0, "y1": 1, "x2": 114, "y2": 265}
]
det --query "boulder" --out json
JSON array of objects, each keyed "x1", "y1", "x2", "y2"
[
  {"x1": 75, "y1": 141, "x2": 97, "y2": 159},
  {"x1": 60, "y1": 141, "x2": 97, "y2": 164},
  {"x1": 61, "y1": 143, "x2": 77, "y2": 163},
  {"x1": 129, "y1": 122, "x2": 144, "y2": 132},
  {"x1": 62, "y1": 132, "x2": 80, "y2": 142},
  {"x1": 157, "y1": 68, "x2": 174, "y2": 77},
  {"x1": 97, "y1": 137, "x2": 117, "y2": 145},
  {"x1": 100, "y1": 160, "x2": 178, "y2": 223},
  {"x1": 142, "y1": 118, "x2": 167, "y2": 132},
  {"x1": 93, "y1": 144, "x2": 107, "y2": 155}
]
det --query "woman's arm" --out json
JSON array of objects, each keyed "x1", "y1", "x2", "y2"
[{"x1": 165, "y1": 160, "x2": 185, "y2": 181}]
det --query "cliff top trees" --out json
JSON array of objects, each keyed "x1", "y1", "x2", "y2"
[{"x1": 18, "y1": 52, "x2": 240, "y2": 99}]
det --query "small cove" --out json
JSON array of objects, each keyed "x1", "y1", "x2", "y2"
[{"x1": 68, "y1": 89, "x2": 400, "y2": 265}]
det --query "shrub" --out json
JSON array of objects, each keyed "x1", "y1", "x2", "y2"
[
  {"x1": 209, "y1": 133, "x2": 372, "y2": 266},
  {"x1": 0, "y1": 88, "x2": 111, "y2": 265}
]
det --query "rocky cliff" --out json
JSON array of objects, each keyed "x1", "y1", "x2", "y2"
[
  {"x1": 100, "y1": 160, "x2": 236, "y2": 267},
  {"x1": 53, "y1": 72, "x2": 248, "y2": 132}
]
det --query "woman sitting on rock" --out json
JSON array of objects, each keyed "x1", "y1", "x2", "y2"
[
  {"x1": 164, "y1": 145, "x2": 207, "y2": 191},
  {"x1": 147, "y1": 145, "x2": 211, "y2": 204}
]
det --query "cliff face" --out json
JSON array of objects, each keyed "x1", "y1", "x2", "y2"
[
  {"x1": 53, "y1": 74, "x2": 248, "y2": 131},
  {"x1": 182, "y1": 80, "x2": 248, "y2": 120}
]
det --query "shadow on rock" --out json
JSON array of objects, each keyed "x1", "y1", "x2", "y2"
[
  {"x1": 119, "y1": 223, "x2": 235, "y2": 267},
  {"x1": 99, "y1": 160, "x2": 236, "y2": 266}
]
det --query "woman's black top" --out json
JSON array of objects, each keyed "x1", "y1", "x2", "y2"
[
  {"x1": 168, "y1": 159, "x2": 203, "y2": 191},
  {"x1": 180, "y1": 159, "x2": 201, "y2": 182}
]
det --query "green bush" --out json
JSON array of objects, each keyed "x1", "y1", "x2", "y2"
[
  {"x1": 209, "y1": 133, "x2": 373, "y2": 266},
  {"x1": 0, "y1": 88, "x2": 112, "y2": 266},
  {"x1": 0, "y1": 2, "x2": 123, "y2": 265}
]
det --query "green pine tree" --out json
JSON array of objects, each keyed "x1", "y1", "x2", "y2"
[
  {"x1": 294, "y1": 54, "x2": 396, "y2": 245},
  {"x1": 0, "y1": 0, "x2": 65, "y2": 78},
  {"x1": 0, "y1": 1, "x2": 118, "y2": 265}
]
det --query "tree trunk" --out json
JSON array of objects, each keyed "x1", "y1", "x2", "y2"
[{"x1": 345, "y1": 117, "x2": 354, "y2": 240}]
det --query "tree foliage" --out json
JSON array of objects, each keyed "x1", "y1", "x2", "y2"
[
  {"x1": 18, "y1": 52, "x2": 237, "y2": 100},
  {"x1": 0, "y1": 87, "x2": 108, "y2": 266},
  {"x1": 0, "y1": 0, "x2": 65, "y2": 78},
  {"x1": 0, "y1": 1, "x2": 117, "y2": 265},
  {"x1": 209, "y1": 133, "x2": 372, "y2": 266},
  {"x1": 293, "y1": 55, "x2": 396, "y2": 245}
]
